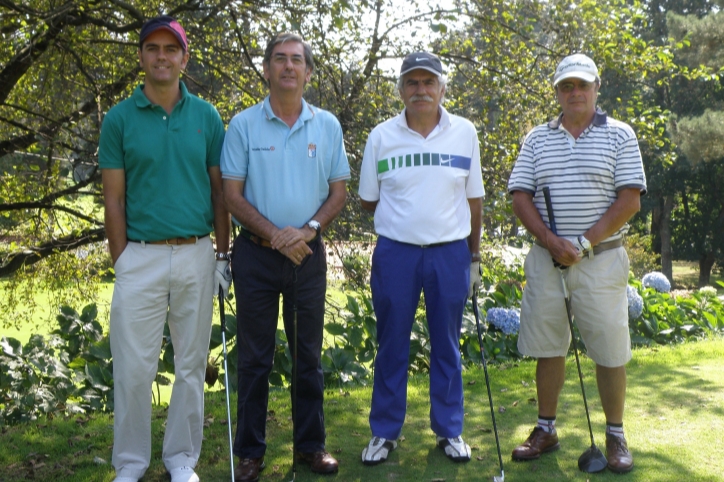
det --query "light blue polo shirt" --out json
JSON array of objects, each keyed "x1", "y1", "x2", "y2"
[{"x1": 220, "y1": 96, "x2": 350, "y2": 229}]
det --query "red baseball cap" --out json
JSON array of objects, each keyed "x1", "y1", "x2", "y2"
[{"x1": 139, "y1": 15, "x2": 188, "y2": 51}]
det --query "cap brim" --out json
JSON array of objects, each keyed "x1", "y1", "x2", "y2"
[
  {"x1": 141, "y1": 25, "x2": 187, "y2": 49},
  {"x1": 553, "y1": 71, "x2": 597, "y2": 86},
  {"x1": 400, "y1": 65, "x2": 442, "y2": 77}
]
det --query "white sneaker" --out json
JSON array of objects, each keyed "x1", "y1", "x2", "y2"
[
  {"x1": 112, "y1": 478, "x2": 138, "y2": 482},
  {"x1": 361, "y1": 436, "x2": 397, "y2": 465},
  {"x1": 169, "y1": 466, "x2": 200, "y2": 482},
  {"x1": 436, "y1": 435, "x2": 471, "y2": 462}
]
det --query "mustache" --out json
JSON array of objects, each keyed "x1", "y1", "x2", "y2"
[{"x1": 410, "y1": 94, "x2": 434, "y2": 102}]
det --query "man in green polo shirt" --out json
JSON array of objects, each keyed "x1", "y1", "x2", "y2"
[{"x1": 99, "y1": 15, "x2": 229, "y2": 482}]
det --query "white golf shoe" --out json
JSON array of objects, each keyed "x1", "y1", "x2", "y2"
[
  {"x1": 169, "y1": 466, "x2": 199, "y2": 482},
  {"x1": 436, "y1": 435, "x2": 471, "y2": 462},
  {"x1": 361, "y1": 436, "x2": 398, "y2": 465}
]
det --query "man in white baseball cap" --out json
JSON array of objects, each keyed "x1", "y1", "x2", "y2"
[{"x1": 507, "y1": 53, "x2": 645, "y2": 473}]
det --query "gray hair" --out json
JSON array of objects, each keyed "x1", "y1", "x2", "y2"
[
  {"x1": 397, "y1": 72, "x2": 447, "y2": 104},
  {"x1": 263, "y1": 32, "x2": 314, "y2": 72}
]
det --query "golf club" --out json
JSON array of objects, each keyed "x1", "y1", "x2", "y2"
[
  {"x1": 471, "y1": 291, "x2": 505, "y2": 482},
  {"x1": 542, "y1": 186, "x2": 607, "y2": 473},
  {"x1": 218, "y1": 287, "x2": 236, "y2": 482},
  {"x1": 289, "y1": 266, "x2": 299, "y2": 482}
]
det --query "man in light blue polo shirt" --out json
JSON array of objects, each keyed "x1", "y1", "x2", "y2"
[{"x1": 221, "y1": 32, "x2": 349, "y2": 482}]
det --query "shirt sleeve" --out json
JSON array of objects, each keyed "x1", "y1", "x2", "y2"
[
  {"x1": 220, "y1": 114, "x2": 248, "y2": 181},
  {"x1": 328, "y1": 117, "x2": 351, "y2": 182},
  {"x1": 465, "y1": 125, "x2": 485, "y2": 198},
  {"x1": 358, "y1": 128, "x2": 381, "y2": 202},
  {"x1": 98, "y1": 108, "x2": 124, "y2": 170},
  {"x1": 507, "y1": 128, "x2": 538, "y2": 195},
  {"x1": 614, "y1": 125, "x2": 647, "y2": 194},
  {"x1": 206, "y1": 105, "x2": 225, "y2": 168}
]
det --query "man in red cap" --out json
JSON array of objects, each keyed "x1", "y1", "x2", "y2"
[{"x1": 99, "y1": 15, "x2": 229, "y2": 482}]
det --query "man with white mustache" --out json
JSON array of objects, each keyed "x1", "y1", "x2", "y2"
[{"x1": 358, "y1": 52, "x2": 485, "y2": 465}]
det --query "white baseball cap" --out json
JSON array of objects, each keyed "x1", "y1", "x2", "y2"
[{"x1": 553, "y1": 54, "x2": 600, "y2": 86}]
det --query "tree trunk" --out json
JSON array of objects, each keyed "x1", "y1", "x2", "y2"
[
  {"x1": 699, "y1": 252, "x2": 716, "y2": 287},
  {"x1": 660, "y1": 195, "x2": 674, "y2": 282}
]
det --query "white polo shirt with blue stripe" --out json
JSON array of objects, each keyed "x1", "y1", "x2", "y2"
[
  {"x1": 221, "y1": 96, "x2": 350, "y2": 229},
  {"x1": 508, "y1": 108, "x2": 647, "y2": 242},
  {"x1": 358, "y1": 106, "x2": 485, "y2": 245}
]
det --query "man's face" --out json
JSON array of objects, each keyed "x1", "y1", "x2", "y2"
[
  {"x1": 555, "y1": 78, "x2": 599, "y2": 120},
  {"x1": 138, "y1": 30, "x2": 188, "y2": 87},
  {"x1": 399, "y1": 69, "x2": 445, "y2": 119},
  {"x1": 263, "y1": 41, "x2": 312, "y2": 95}
]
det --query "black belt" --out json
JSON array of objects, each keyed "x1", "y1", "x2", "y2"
[
  {"x1": 238, "y1": 227, "x2": 273, "y2": 248},
  {"x1": 535, "y1": 237, "x2": 623, "y2": 254}
]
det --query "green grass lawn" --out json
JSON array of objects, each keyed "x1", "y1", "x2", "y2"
[
  {"x1": 672, "y1": 260, "x2": 723, "y2": 291},
  {"x1": 2, "y1": 337, "x2": 722, "y2": 481}
]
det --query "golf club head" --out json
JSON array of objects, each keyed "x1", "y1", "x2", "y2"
[
  {"x1": 578, "y1": 445, "x2": 608, "y2": 473},
  {"x1": 493, "y1": 473, "x2": 505, "y2": 482}
]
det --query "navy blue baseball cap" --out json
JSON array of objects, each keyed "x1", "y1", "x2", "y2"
[
  {"x1": 400, "y1": 52, "x2": 443, "y2": 76},
  {"x1": 139, "y1": 15, "x2": 188, "y2": 51}
]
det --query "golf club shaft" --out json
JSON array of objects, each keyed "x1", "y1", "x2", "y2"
[
  {"x1": 291, "y1": 266, "x2": 298, "y2": 480},
  {"x1": 542, "y1": 187, "x2": 597, "y2": 448},
  {"x1": 472, "y1": 293, "x2": 505, "y2": 479},
  {"x1": 219, "y1": 287, "x2": 235, "y2": 481}
]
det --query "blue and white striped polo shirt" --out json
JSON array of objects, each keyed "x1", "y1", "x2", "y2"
[{"x1": 508, "y1": 108, "x2": 646, "y2": 241}]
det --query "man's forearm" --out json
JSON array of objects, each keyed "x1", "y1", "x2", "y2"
[
  {"x1": 583, "y1": 188, "x2": 641, "y2": 245},
  {"x1": 309, "y1": 180, "x2": 347, "y2": 231},
  {"x1": 105, "y1": 202, "x2": 127, "y2": 265},
  {"x1": 467, "y1": 197, "x2": 483, "y2": 257}
]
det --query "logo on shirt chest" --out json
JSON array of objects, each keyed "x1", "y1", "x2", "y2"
[
  {"x1": 308, "y1": 143, "x2": 316, "y2": 158},
  {"x1": 251, "y1": 146, "x2": 276, "y2": 152}
]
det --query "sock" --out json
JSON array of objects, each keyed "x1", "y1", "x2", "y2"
[
  {"x1": 537, "y1": 415, "x2": 556, "y2": 434},
  {"x1": 606, "y1": 422, "x2": 625, "y2": 439}
]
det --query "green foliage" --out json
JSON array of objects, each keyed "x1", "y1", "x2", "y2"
[
  {"x1": 625, "y1": 232, "x2": 660, "y2": 277},
  {"x1": 0, "y1": 304, "x2": 113, "y2": 426},
  {"x1": 628, "y1": 277, "x2": 724, "y2": 346}
]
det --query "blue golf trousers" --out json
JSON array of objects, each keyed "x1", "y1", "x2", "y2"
[{"x1": 369, "y1": 236, "x2": 470, "y2": 440}]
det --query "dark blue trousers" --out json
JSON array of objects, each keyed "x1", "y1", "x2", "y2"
[
  {"x1": 232, "y1": 235, "x2": 327, "y2": 458},
  {"x1": 369, "y1": 236, "x2": 469, "y2": 440}
]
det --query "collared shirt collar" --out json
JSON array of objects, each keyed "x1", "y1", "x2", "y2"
[
  {"x1": 132, "y1": 81, "x2": 190, "y2": 108},
  {"x1": 396, "y1": 104, "x2": 451, "y2": 131},
  {"x1": 548, "y1": 106, "x2": 607, "y2": 130},
  {"x1": 261, "y1": 95, "x2": 315, "y2": 123}
]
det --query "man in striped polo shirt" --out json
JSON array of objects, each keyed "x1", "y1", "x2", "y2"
[
  {"x1": 507, "y1": 54, "x2": 646, "y2": 473},
  {"x1": 359, "y1": 52, "x2": 484, "y2": 465}
]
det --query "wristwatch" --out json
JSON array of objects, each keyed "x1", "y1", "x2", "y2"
[
  {"x1": 215, "y1": 252, "x2": 230, "y2": 261},
  {"x1": 307, "y1": 220, "x2": 321, "y2": 240},
  {"x1": 577, "y1": 235, "x2": 593, "y2": 259}
]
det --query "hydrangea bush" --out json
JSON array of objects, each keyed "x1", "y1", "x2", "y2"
[
  {"x1": 627, "y1": 285, "x2": 644, "y2": 320},
  {"x1": 642, "y1": 271, "x2": 671, "y2": 293},
  {"x1": 486, "y1": 307, "x2": 521, "y2": 335}
]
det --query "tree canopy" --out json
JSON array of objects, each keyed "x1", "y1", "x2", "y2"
[{"x1": 0, "y1": 0, "x2": 689, "y2": 326}]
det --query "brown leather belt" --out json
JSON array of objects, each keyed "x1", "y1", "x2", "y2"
[
  {"x1": 535, "y1": 237, "x2": 623, "y2": 254},
  {"x1": 130, "y1": 234, "x2": 208, "y2": 245},
  {"x1": 239, "y1": 227, "x2": 273, "y2": 248}
]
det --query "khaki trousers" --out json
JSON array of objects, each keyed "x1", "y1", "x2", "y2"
[{"x1": 110, "y1": 237, "x2": 214, "y2": 479}]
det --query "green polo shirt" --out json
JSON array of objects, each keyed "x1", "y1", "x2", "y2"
[{"x1": 98, "y1": 83, "x2": 225, "y2": 241}]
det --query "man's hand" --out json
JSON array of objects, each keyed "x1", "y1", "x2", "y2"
[
  {"x1": 270, "y1": 226, "x2": 315, "y2": 250},
  {"x1": 215, "y1": 260, "x2": 232, "y2": 297},
  {"x1": 280, "y1": 239, "x2": 313, "y2": 266},
  {"x1": 468, "y1": 261, "x2": 481, "y2": 298},
  {"x1": 545, "y1": 232, "x2": 581, "y2": 267}
]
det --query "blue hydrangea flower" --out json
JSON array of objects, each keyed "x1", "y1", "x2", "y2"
[
  {"x1": 626, "y1": 285, "x2": 643, "y2": 320},
  {"x1": 642, "y1": 271, "x2": 671, "y2": 293},
  {"x1": 486, "y1": 307, "x2": 520, "y2": 335}
]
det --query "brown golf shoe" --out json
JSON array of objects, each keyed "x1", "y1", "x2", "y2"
[
  {"x1": 512, "y1": 426, "x2": 560, "y2": 461},
  {"x1": 234, "y1": 457, "x2": 265, "y2": 482},
  {"x1": 296, "y1": 451, "x2": 339, "y2": 474},
  {"x1": 605, "y1": 433, "x2": 634, "y2": 473}
]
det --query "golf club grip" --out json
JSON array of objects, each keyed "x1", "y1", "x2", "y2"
[
  {"x1": 542, "y1": 187, "x2": 557, "y2": 235},
  {"x1": 218, "y1": 286, "x2": 226, "y2": 332}
]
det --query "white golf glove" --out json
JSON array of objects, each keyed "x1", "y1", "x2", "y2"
[
  {"x1": 468, "y1": 261, "x2": 481, "y2": 298},
  {"x1": 215, "y1": 260, "x2": 232, "y2": 298}
]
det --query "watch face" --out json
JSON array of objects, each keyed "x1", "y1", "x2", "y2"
[{"x1": 308, "y1": 221, "x2": 321, "y2": 230}]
